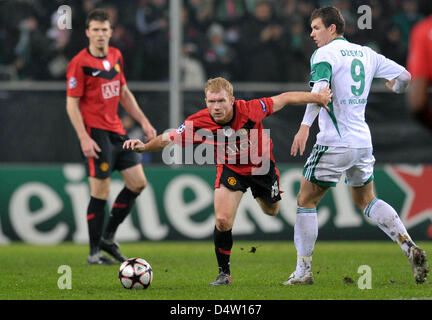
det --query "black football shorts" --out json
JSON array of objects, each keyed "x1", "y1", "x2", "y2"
[
  {"x1": 83, "y1": 127, "x2": 141, "y2": 178},
  {"x1": 215, "y1": 161, "x2": 282, "y2": 203}
]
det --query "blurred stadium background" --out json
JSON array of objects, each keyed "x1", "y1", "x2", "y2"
[{"x1": 0, "y1": 0, "x2": 431, "y2": 244}]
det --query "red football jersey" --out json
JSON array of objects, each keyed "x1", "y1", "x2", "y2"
[
  {"x1": 169, "y1": 97, "x2": 275, "y2": 175},
  {"x1": 66, "y1": 47, "x2": 127, "y2": 134},
  {"x1": 407, "y1": 16, "x2": 432, "y2": 81}
]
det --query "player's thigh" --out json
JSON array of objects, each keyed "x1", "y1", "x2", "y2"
[
  {"x1": 84, "y1": 128, "x2": 114, "y2": 179},
  {"x1": 297, "y1": 177, "x2": 329, "y2": 208},
  {"x1": 303, "y1": 145, "x2": 352, "y2": 188},
  {"x1": 214, "y1": 184, "x2": 244, "y2": 231},
  {"x1": 249, "y1": 161, "x2": 281, "y2": 216},
  {"x1": 350, "y1": 180, "x2": 376, "y2": 211},
  {"x1": 120, "y1": 164, "x2": 147, "y2": 193},
  {"x1": 345, "y1": 147, "x2": 375, "y2": 187},
  {"x1": 88, "y1": 176, "x2": 111, "y2": 199}
]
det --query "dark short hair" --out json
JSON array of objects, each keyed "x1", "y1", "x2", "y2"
[
  {"x1": 86, "y1": 9, "x2": 111, "y2": 29},
  {"x1": 310, "y1": 6, "x2": 345, "y2": 35}
]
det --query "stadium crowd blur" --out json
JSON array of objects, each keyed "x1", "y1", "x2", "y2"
[{"x1": 0, "y1": 0, "x2": 427, "y2": 84}]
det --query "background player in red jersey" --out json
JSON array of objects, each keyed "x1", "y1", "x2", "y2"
[
  {"x1": 123, "y1": 77, "x2": 331, "y2": 285},
  {"x1": 407, "y1": 14, "x2": 432, "y2": 132},
  {"x1": 66, "y1": 9, "x2": 157, "y2": 265}
]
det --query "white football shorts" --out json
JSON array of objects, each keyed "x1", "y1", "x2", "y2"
[{"x1": 303, "y1": 144, "x2": 375, "y2": 187}]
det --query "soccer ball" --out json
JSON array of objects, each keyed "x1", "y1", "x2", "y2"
[{"x1": 118, "y1": 258, "x2": 153, "y2": 289}]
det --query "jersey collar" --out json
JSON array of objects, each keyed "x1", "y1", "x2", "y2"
[
  {"x1": 87, "y1": 47, "x2": 108, "y2": 59},
  {"x1": 331, "y1": 36, "x2": 347, "y2": 42}
]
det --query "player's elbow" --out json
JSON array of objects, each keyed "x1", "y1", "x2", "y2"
[
  {"x1": 66, "y1": 97, "x2": 80, "y2": 109},
  {"x1": 393, "y1": 70, "x2": 411, "y2": 94},
  {"x1": 400, "y1": 70, "x2": 411, "y2": 82}
]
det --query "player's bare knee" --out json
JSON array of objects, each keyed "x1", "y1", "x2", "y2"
[
  {"x1": 264, "y1": 207, "x2": 279, "y2": 216},
  {"x1": 263, "y1": 203, "x2": 279, "y2": 216},
  {"x1": 128, "y1": 179, "x2": 147, "y2": 194},
  {"x1": 297, "y1": 192, "x2": 307, "y2": 206},
  {"x1": 354, "y1": 198, "x2": 373, "y2": 212},
  {"x1": 297, "y1": 193, "x2": 318, "y2": 208},
  {"x1": 351, "y1": 193, "x2": 375, "y2": 212},
  {"x1": 136, "y1": 179, "x2": 147, "y2": 192},
  {"x1": 91, "y1": 186, "x2": 110, "y2": 199},
  {"x1": 215, "y1": 217, "x2": 232, "y2": 232}
]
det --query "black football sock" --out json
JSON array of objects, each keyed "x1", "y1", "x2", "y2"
[
  {"x1": 103, "y1": 187, "x2": 140, "y2": 241},
  {"x1": 87, "y1": 197, "x2": 107, "y2": 255},
  {"x1": 214, "y1": 226, "x2": 233, "y2": 275}
]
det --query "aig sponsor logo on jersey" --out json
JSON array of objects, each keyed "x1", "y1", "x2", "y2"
[{"x1": 101, "y1": 80, "x2": 120, "y2": 99}]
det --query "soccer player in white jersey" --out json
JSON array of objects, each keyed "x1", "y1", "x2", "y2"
[{"x1": 284, "y1": 6, "x2": 428, "y2": 285}]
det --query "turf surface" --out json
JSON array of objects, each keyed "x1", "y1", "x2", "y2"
[{"x1": 0, "y1": 241, "x2": 431, "y2": 300}]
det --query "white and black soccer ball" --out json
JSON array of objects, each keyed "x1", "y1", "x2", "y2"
[{"x1": 118, "y1": 258, "x2": 153, "y2": 289}]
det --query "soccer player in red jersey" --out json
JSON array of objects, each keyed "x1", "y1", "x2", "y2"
[
  {"x1": 123, "y1": 77, "x2": 331, "y2": 285},
  {"x1": 66, "y1": 9, "x2": 157, "y2": 265},
  {"x1": 407, "y1": 14, "x2": 432, "y2": 131}
]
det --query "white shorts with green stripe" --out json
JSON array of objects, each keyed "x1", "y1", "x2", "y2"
[{"x1": 303, "y1": 144, "x2": 375, "y2": 187}]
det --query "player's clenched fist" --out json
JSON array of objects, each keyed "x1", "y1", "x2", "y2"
[{"x1": 123, "y1": 139, "x2": 146, "y2": 153}]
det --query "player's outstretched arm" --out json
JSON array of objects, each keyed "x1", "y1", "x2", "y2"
[
  {"x1": 123, "y1": 132, "x2": 172, "y2": 153},
  {"x1": 290, "y1": 81, "x2": 331, "y2": 157},
  {"x1": 120, "y1": 85, "x2": 157, "y2": 141},
  {"x1": 271, "y1": 85, "x2": 332, "y2": 112}
]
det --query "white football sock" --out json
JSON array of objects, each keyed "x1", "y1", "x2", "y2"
[
  {"x1": 294, "y1": 206, "x2": 318, "y2": 276},
  {"x1": 364, "y1": 198, "x2": 415, "y2": 256},
  {"x1": 295, "y1": 255, "x2": 313, "y2": 278}
]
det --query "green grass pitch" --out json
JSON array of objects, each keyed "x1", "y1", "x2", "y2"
[{"x1": 0, "y1": 241, "x2": 431, "y2": 300}]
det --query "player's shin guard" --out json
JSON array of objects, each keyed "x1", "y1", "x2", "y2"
[
  {"x1": 103, "y1": 187, "x2": 140, "y2": 241},
  {"x1": 87, "y1": 197, "x2": 107, "y2": 255},
  {"x1": 294, "y1": 206, "x2": 318, "y2": 276},
  {"x1": 364, "y1": 198, "x2": 415, "y2": 256},
  {"x1": 214, "y1": 226, "x2": 233, "y2": 275}
]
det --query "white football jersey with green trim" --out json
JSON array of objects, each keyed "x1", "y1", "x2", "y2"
[{"x1": 309, "y1": 37, "x2": 405, "y2": 147}]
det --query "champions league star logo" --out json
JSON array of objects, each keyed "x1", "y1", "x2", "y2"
[
  {"x1": 176, "y1": 123, "x2": 185, "y2": 134},
  {"x1": 69, "y1": 77, "x2": 77, "y2": 89}
]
